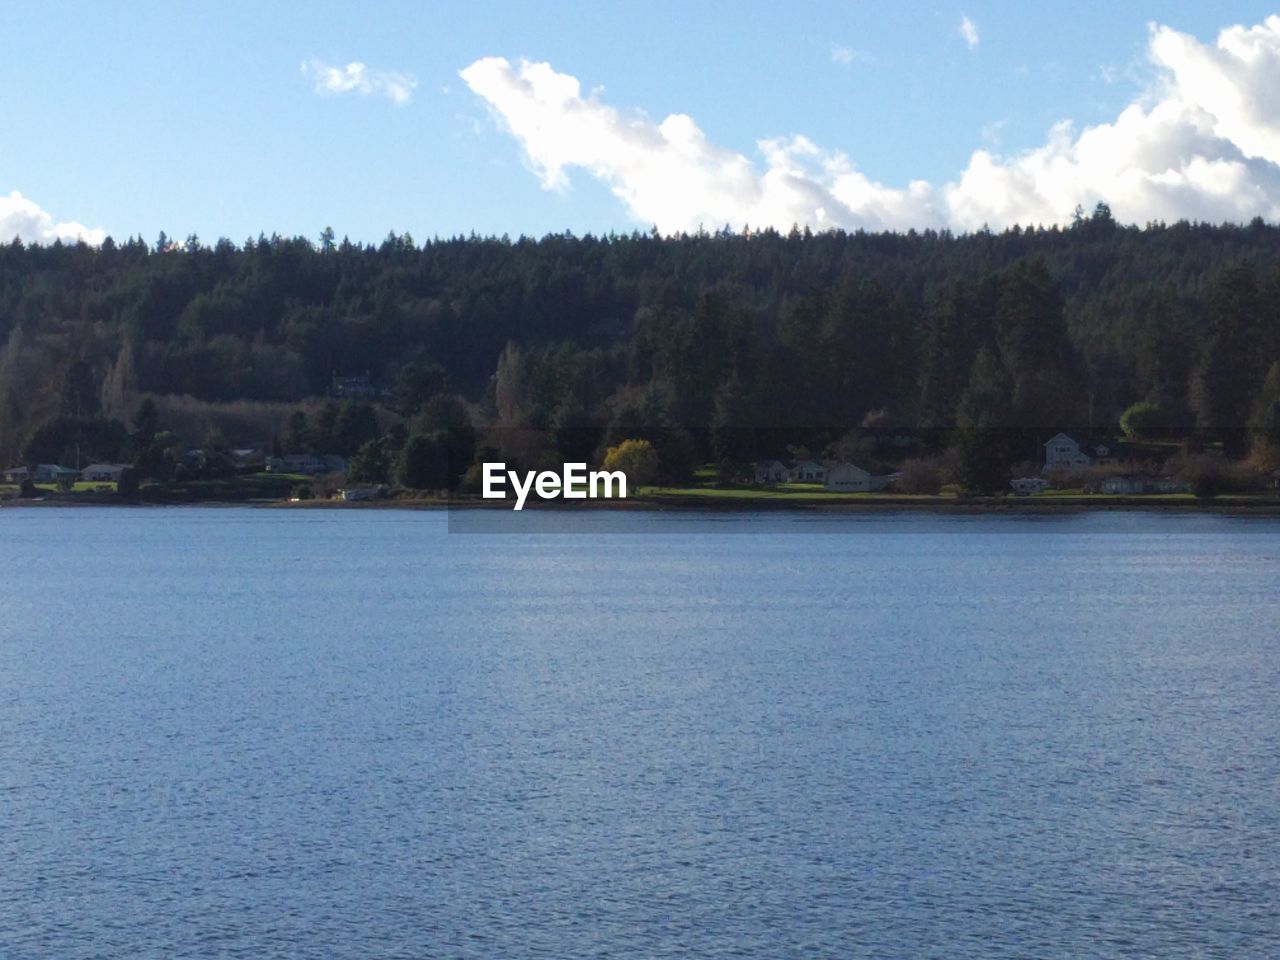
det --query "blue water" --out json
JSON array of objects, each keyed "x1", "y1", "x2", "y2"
[{"x1": 1, "y1": 507, "x2": 1278, "y2": 958}]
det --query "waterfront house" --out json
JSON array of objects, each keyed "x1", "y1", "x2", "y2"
[
  {"x1": 825, "y1": 463, "x2": 871, "y2": 492},
  {"x1": 1043, "y1": 433, "x2": 1092, "y2": 473},
  {"x1": 81, "y1": 463, "x2": 129, "y2": 483},
  {"x1": 753, "y1": 460, "x2": 790, "y2": 484},
  {"x1": 3, "y1": 466, "x2": 29, "y2": 483},
  {"x1": 32, "y1": 464, "x2": 80, "y2": 484},
  {"x1": 789, "y1": 459, "x2": 826, "y2": 482}
]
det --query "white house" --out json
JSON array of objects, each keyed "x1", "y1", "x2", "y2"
[
  {"x1": 789, "y1": 459, "x2": 826, "y2": 482},
  {"x1": 3, "y1": 466, "x2": 29, "y2": 483},
  {"x1": 81, "y1": 463, "x2": 129, "y2": 482},
  {"x1": 753, "y1": 460, "x2": 790, "y2": 484},
  {"x1": 825, "y1": 463, "x2": 871, "y2": 492},
  {"x1": 1043, "y1": 433, "x2": 1092, "y2": 474}
]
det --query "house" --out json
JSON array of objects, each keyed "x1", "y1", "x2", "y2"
[
  {"x1": 825, "y1": 462, "x2": 871, "y2": 492},
  {"x1": 1043, "y1": 433, "x2": 1092, "y2": 473},
  {"x1": 789, "y1": 459, "x2": 826, "y2": 483},
  {"x1": 266, "y1": 454, "x2": 347, "y2": 476},
  {"x1": 3, "y1": 466, "x2": 29, "y2": 483},
  {"x1": 753, "y1": 460, "x2": 790, "y2": 484},
  {"x1": 330, "y1": 372, "x2": 380, "y2": 399},
  {"x1": 1011, "y1": 477, "x2": 1051, "y2": 495},
  {"x1": 80, "y1": 463, "x2": 129, "y2": 483},
  {"x1": 32, "y1": 464, "x2": 80, "y2": 484},
  {"x1": 869, "y1": 472, "x2": 902, "y2": 492},
  {"x1": 1099, "y1": 475, "x2": 1186, "y2": 495}
]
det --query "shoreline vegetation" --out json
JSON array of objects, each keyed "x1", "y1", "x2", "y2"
[
  {"x1": 7, "y1": 484, "x2": 1280, "y2": 514},
  {"x1": 8, "y1": 217, "x2": 1280, "y2": 508}
]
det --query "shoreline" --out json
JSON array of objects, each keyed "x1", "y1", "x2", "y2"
[{"x1": 8, "y1": 492, "x2": 1280, "y2": 515}]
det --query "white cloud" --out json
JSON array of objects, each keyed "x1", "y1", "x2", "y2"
[
  {"x1": 830, "y1": 45, "x2": 870, "y2": 67},
  {"x1": 959, "y1": 15, "x2": 980, "y2": 51},
  {"x1": 462, "y1": 15, "x2": 1280, "y2": 234},
  {"x1": 301, "y1": 59, "x2": 417, "y2": 104},
  {"x1": 0, "y1": 191, "x2": 105, "y2": 246}
]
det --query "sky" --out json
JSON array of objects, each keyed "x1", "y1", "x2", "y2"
[{"x1": 4, "y1": 2, "x2": 1280, "y2": 245}]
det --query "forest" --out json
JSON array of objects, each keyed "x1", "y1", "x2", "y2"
[{"x1": 4, "y1": 203, "x2": 1280, "y2": 494}]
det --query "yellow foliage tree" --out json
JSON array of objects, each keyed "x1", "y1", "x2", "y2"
[{"x1": 602, "y1": 438, "x2": 659, "y2": 487}]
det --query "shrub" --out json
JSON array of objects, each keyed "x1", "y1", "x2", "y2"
[{"x1": 897, "y1": 458, "x2": 942, "y2": 495}]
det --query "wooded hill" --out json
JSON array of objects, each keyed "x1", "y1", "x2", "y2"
[{"x1": 4, "y1": 204, "x2": 1280, "y2": 489}]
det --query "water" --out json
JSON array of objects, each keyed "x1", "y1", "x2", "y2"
[{"x1": 2, "y1": 507, "x2": 1278, "y2": 958}]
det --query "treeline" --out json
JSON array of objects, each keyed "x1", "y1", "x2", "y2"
[{"x1": 3, "y1": 205, "x2": 1280, "y2": 487}]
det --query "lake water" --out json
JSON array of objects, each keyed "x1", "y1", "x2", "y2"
[{"x1": 2, "y1": 507, "x2": 1278, "y2": 958}]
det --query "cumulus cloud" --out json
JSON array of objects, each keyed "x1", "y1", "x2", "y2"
[
  {"x1": 0, "y1": 191, "x2": 105, "y2": 246},
  {"x1": 462, "y1": 15, "x2": 1280, "y2": 234},
  {"x1": 302, "y1": 59, "x2": 417, "y2": 104},
  {"x1": 959, "y1": 15, "x2": 980, "y2": 51}
]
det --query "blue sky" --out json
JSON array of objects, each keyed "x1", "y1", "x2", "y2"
[{"x1": 3, "y1": 2, "x2": 1280, "y2": 244}]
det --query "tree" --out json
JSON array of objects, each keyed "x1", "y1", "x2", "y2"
[
  {"x1": 1119, "y1": 400, "x2": 1169, "y2": 440},
  {"x1": 390, "y1": 359, "x2": 447, "y2": 416},
  {"x1": 60, "y1": 360, "x2": 100, "y2": 419},
  {"x1": 550, "y1": 401, "x2": 600, "y2": 463},
  {"x1": 1195, "y1": 263, "x2": 1264, "y2": 456},
  {"x1": 395, "y1": 432, "x2": 449, "y2": 490},
  {"x1": 133, "y1": 397, "x2": 159, "y2": 445},
  {"x1": 348, "y1": 438, "x2": 389, "y2": 484},
  {"x1": 1249, "y1": 362, "x2": 1280, "y2": 438},
  {"x1": 602, "y1": 439, "x2": 659, "y2": 488},
  {"x1": 415, "y1": 394, "x2": 477, "y2": 488}
]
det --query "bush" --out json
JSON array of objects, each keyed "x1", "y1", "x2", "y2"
[{"x1": 897, "y1": 458, "x2": 942, "y2": 495}]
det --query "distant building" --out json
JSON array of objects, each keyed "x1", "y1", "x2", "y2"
[
  {"x1": 3, "y1": 466, "x2": 29, "y2": 483},
  {"x1": 32, "y1": 464, "x2": 80, "y2": 484},
  {"x1": 1043, "y1": 433, "x2": 1135, "y2": 474},
  {"x1": 80, "y1": 463, "x2": 130, "y2": 482},
  {"x1": 330, "y1": 372, "x2": 380, "y2": 399},
  {"x1": 1011, "y1": 477, "x2": 1051, "y2": 495},
  {"x1": 753, "y1": 460, "x2": 790, "y2": 484},
  {"x1": 825, "y1": 463, "x2": 871, "y2": 492},
  {"x1": 789, "y1": 459, "x2": 826, "y2": 482},
  {"x1": 1099, "y1": 475, "x2": 1186, "y2": 494},
  {"x1": 1043, "y1": 433, "x2": 1092, "y2": 473}
]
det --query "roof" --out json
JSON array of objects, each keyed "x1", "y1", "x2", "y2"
[
  {"x1": 1043, "y1": 432, "x2": 1077, "y2": 447},
  {"x1": 827, "y1": 462, "x2": 870, "y2": 476}
]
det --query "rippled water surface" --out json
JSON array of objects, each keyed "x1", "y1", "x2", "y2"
[{"x1": 2, "y1": 507, "x2": 1279, "y2": 958}]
